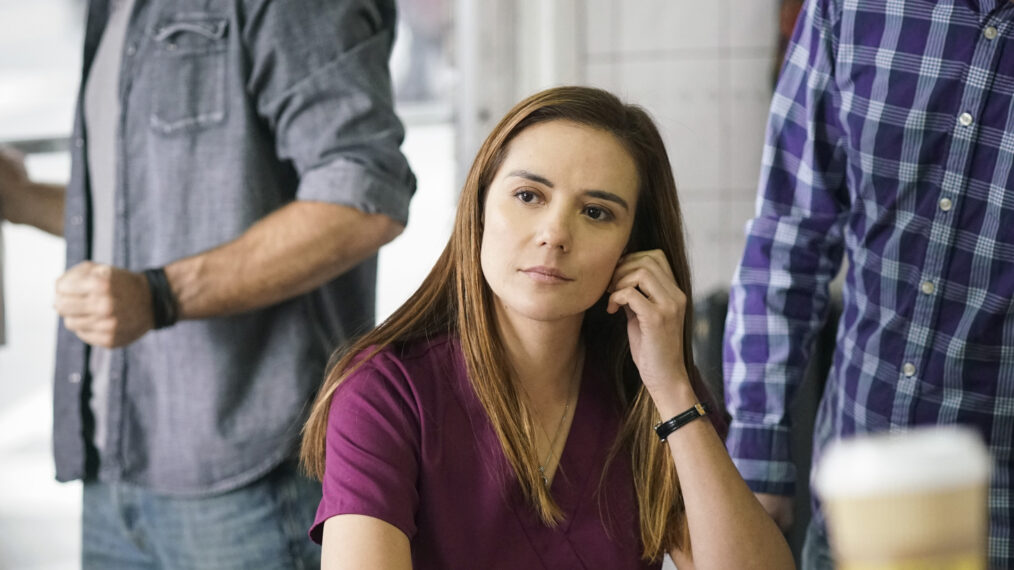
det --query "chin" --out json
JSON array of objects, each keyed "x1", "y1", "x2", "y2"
[{"x1": 499, "y1": 297, "x2": 593, "y2": 323}]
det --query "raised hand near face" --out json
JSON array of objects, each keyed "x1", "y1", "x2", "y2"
[
  {"x1": 0, "y1": 147, "x2": 29, "y2": 222},
  {"x1": 54, "y1": 261, "x2": 155, "y2": 348},
  {"x1": 606, "y1": 249, "x2": 691, "y2": 394}
]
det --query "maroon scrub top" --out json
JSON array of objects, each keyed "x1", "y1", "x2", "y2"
[{"x1": 310, "y1": 334, "x2": 661, "y2": 569}]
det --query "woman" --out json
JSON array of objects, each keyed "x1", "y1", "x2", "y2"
[{"x1": 301, "y1": 86, "x2": 793, "y2": 569}]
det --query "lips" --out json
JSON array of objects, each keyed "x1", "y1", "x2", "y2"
[{"x1": 521, "y1": 266, "x2": 573, "y2": 283}]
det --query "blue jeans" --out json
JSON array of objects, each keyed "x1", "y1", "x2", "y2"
[
  {"x1": 82, "y1": 462, "x2": 321, "y2": 570},
  {"x1": 802, "y1": 519, "x2": 835, "y2": 570}
]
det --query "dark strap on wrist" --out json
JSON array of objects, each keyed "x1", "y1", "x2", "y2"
[
  {"x1": 654, "y1": 402, "x2": 709, "y2": 442},
  {"x1": 143, "y1": 267, "x2": 180, "y2": 329}
]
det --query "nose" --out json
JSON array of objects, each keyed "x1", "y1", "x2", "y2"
[{"x1": 535, "y1": 208, "x2": 572, "y2": 253}]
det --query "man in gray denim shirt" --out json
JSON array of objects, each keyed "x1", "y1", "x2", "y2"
[{"x1": 0, "y1": 0, "x2": 415, "y2": 566}]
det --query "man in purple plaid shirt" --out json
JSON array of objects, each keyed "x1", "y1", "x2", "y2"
[{"x1": 724, "y1": 0, "x2": 1014, "y2": 567}]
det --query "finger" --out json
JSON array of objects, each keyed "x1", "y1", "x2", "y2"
[
  {"x1": 65, "y1": 316, "x2": 117, "y2": 344},
  {"x1": 72, "y1": 328, "x2": 115, "y2": 349},
  {"x1": 617, "y1": 249, "x2": 666, "y2": 264},
  {"x1": 618, "y1": 250, "x2": 675, "y2": 280},
  {"x1": 63, "y1": 315, "x2": 101, "y2": 335},
  {"x1": 606, "y1": 285, "x2": 654, "y2": 317},
  {"x1": 612, "y1": 267, "x2": 684, "y2": 309},
  {"x1": 56, "y1": 262, "x2": 110, "y2": 295},
  {"x1": 55, "y1": 262, "x2": 93, "y2": 294},
  {"x1": 610, "y1": 250, "x2": 674, "y2": 291},
  {"x1": 54, "y1": 292, "x2": 105, "y2": 318},
  {"x1": 613, "y1": 266, "x2": 676, "y2": 298},
  {"x1": 610, "y1": 259, "x2": 646, "y2": 292}
]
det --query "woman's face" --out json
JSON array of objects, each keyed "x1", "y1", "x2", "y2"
[{"x1": 480, "y1": 119, "x2": 639, "y2": 325}]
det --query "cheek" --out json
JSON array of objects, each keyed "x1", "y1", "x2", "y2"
[
  {"x1": 584, "y1": 247, "x2": 626, "y2": 297},
  {"x1": 479, "y1": 200, "x2": 518, "y2": 272},
  {"x1": 479, "y1": 199, "x2": 499, "y2": 278},
  {"x1": 479, "y1": 217, "x2": 509, "y2": 285},
  {"x1": 479, "y1": 231, "x2": 496, "y2": 283}
]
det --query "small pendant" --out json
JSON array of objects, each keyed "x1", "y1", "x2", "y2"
[{"x1": 538, "y1": 465, "x2": 549, "y2": 486}]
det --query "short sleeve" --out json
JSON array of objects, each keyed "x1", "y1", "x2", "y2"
[{"x1": 309, "y1": 353, "x2": 421, "y2": 543}]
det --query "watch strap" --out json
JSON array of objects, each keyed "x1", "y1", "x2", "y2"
[{"x1": 654, "y1": 402, "x2": 709, "y2": 442}]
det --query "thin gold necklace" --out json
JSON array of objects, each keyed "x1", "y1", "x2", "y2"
[
  {"x1": 538, "y1": 398, "x2": 571, "y2": 486},
  {"x1": 533, "y1": 348, "x2": 583, "y2": 487}
]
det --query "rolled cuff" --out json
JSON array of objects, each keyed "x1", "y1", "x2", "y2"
[
  {"x1": 296, "y1": 156, "x2": 415, "y2": 225},
  {"x1": 726, "y1": 420, "x2": 797, "y2": 495}
]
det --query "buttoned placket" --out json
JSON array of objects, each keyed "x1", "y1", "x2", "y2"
[
  {"x1": 99, "y1": 0, "x2": 146, "y2": 480},
  {"x1": 892, "y1": 14, "x2": 1008, "y2": 426}
]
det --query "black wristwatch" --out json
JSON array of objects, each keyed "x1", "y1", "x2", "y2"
[{"x1": 654, "y1": 402, "x2": 709, "y2": 442}]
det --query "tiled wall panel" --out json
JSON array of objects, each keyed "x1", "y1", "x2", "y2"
[{"x1": 579, "y1": 0, "x2": 781, "y2": 296}]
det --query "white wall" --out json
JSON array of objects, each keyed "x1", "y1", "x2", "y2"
[{"x1": 579, "y1": 0, "x2": 780, "y2": 296}]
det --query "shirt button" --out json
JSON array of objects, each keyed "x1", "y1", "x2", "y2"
[
  {"x1": 126, "y1": 43, "x2": 137, "y2": 56},
  {"x1": 959, "y1": 112, "x2": 974, "y2": 126},
  {"x1": 68, "y1": 372, "x2": 81, "y2": 384},
  {"x1": 921, "y1": 281, "x2": 935, "y2": 295},
  {"x1": 903, "y1": 363, "x2": 916, "y2": 377},
  {"x1": 74, "y1": 137, "x2": 84, "y2": 148},
  {"x1": 984, "y1": 26, "x2": 999, "y2": 40},
  {"x1": 939, "y1": 197, "x2": 953, "y2": 211},
  {"x1": 70, "y1": 215, "x2": 83, "y2": 225}
]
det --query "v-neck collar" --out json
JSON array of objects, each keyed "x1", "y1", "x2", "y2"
[
  {"x1": 504, "y1": 354, "x2": 619, "y2": 568},
  {"x1": 445, "y1": 339, "x2": 626, "y2": 568},
  {"x1": 447, "y1": 338, "x2": 612, "y2": 516},
  {"x1": 446, "y1": 339, "x2": 614, "y2": 520},
  {"x1": 543, "y1": 358, "x2": 609, "y2": 529}
]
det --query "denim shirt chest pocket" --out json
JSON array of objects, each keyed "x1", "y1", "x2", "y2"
[{"x1": 148, "y1": 15, "x2": 229, "y2": 135}]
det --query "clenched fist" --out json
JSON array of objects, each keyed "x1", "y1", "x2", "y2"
[{"x1": 54, "y1": 261, "x2": 154, "y2": 348}]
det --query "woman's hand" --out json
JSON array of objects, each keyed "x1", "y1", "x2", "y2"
[
  {"x1": 609, "y1": 250, "x2": 796, "y2": 570},
  {"x1": 606, "y1": 249, "x2": 691, "y2": 395}
]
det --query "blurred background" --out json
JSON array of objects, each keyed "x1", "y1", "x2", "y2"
[{"x1": 0, "y1": 0, "x2": 798, "y2": 567}]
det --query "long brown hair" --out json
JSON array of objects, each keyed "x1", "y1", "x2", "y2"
[{"x1": 300, "y1": 86, "x2": 725, "y2": 561}]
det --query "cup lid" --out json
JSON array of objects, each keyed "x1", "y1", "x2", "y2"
[{"x1": 815, "y1": 425, "x2": 991, "y2": 499}]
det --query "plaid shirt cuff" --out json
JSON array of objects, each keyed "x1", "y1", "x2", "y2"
[{"x1": 726, "y1": 420, "x2": 797, "y2": 496}]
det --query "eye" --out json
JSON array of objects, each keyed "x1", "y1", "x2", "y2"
[
  {"x1": 583, "y1": 205, "x2": 613, "y2": 221},
  {"x1": 513, "y1": 189, "x2": 540, "y2": 204}
]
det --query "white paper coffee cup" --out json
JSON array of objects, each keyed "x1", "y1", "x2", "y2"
[{"x1": 815, "y1": 426, "x2": 991, "y2": 570}]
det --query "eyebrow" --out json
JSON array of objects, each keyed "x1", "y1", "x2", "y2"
[
  {"x1": 506, "y1": 169, "x2": 631, "y2": 211},
  {"x1": 508, "y1": 170, "x2": 555, "y2": 187}
]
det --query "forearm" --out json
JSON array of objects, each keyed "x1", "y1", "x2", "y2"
[
  {"x1": 3, "y1": 181, "x2": 65, "y2": 236},
  {"x1": 655, "y1": 383, "x2": 794, "y2": 569},
  {"x1": 164, "y1": 200, "x2": 403, "y2": 320},
  {"x1": 322, "y1": 516, "x2": 412, "y2": 570},
  {"x1": 723, "y1": 234, "x2": 838, "y2": 494}
]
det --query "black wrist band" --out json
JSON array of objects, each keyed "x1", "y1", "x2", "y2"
[
  {"x1": 143, "y1": 267, "x2": 180, "y2": 330},
  {"x1": 654, "y1": 402, "x2": 709, "y2": 442}
]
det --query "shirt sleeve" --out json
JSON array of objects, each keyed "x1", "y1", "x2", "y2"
[
  {"x1": 241, "y1": 0, "x2": 416, "y2": 224},
  {"x1": 309, "y1": 352, "x2": 421, "y2": 543},
  {"x1": 722, "y1": 0, "x2": 849, "y2": 496}
]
